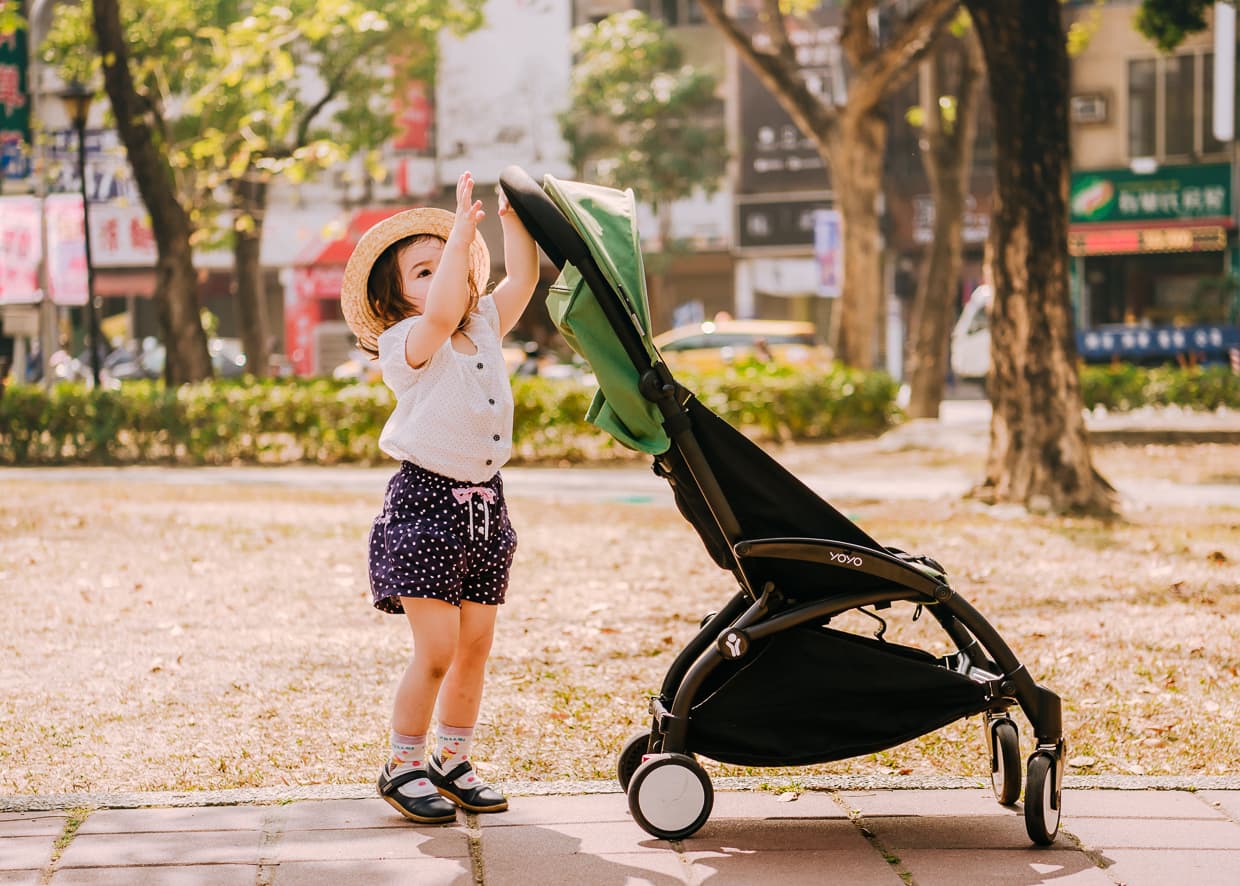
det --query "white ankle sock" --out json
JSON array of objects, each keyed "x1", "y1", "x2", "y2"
[
  {"x1": 435, "y1": 724, "x2": 474, "y2": 772},
  {"x1": 389, "y1": 731, "x2": 437, "y2": 799}
]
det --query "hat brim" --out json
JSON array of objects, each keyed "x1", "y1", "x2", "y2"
[{"x1": 340, "y1": 207, "x2": 491, "y2": 354}]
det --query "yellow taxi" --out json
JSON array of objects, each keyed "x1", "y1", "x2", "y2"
[{"x1": 652, "y1": 319, "x2": 832, "y2": 372}]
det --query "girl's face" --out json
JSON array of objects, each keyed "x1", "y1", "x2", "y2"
[{"x1": 397, "y1": 238, "x2": 445, "y2": 314}]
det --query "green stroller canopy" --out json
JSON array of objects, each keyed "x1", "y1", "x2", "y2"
[{"x1": 542, "y1": 175, "x2": 670, "y2": 455}]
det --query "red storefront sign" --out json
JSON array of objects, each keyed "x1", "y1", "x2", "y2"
[{"x1": 0, "y1": 196, "x2": 40, "y2": 303}]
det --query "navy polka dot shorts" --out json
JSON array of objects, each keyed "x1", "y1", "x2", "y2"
[{"x1": 368, "y1": 462, "x2": 517, "y2": 614}]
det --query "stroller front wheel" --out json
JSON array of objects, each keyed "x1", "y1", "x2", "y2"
[
  {"x1": 988, "y1": 718, "x2": 1021, "y2": 806},
  {"x1": 1024, "y1": 752, "x2": 1061, "y2": 845},
  {"x1": 627, "y1": 753, "x2": 714, "y2": 841}
]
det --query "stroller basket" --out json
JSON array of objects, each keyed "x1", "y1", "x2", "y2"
[
  {"x1": 498, "y1": 166, "x2": 1065, "y2": 847},
  {"x1": 690, "y1": 625, "x2": 991, "y2": 767}
]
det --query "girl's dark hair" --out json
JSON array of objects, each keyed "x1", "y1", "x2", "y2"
[
  {"x1": 361, "y1": 235, "x2": 417, "y2": 356},
  {"x1": 360, "y1": 234, "x2": 480, "y2": 358}
]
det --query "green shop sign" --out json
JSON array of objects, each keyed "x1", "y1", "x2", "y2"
[
  {"x1": 1, "y1": 24, "x2": 31, "y2": 180},
  {"x1": 1070, "y1": 163, "x2": 1231, "y2": 224}
]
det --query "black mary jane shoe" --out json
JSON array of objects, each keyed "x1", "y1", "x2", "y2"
[
  {"x1": 377, "y1": 766, "x2": 458, "y2": 824},
  {"x1": 430, "y1": 757, "x2": 509, "y2": 813}
]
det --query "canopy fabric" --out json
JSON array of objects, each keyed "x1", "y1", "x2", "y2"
[{"x1": 542, "y1": 175, "x2": 669, "y2": 454}]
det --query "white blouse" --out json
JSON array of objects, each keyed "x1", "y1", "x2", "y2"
[{"x1": 376, "y1": 296, "x2": 514, "y2": 482}]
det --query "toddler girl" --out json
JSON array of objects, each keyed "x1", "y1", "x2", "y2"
[{"x1": 341, "y1": 171, "x2": 539, "y2": 823}]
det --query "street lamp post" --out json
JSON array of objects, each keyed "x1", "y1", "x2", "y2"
[{"x1": 58, "y1": 80, "x2": 102, "y2": 387}]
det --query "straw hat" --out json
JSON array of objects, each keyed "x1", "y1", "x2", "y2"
[{"x1": 340, "y1": 207, "x2": 491, "y2": 353}]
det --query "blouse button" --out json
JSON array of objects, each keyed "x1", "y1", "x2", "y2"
[
  {"x1": 492, "y1": 434, "x2": 501, "y2": 441},
  {"x1": 488, "y1": 398, "x2": 495, "y2": 405},
  {"x1": 477, "y1": 362, "x2": 484, "y2": 369},
  {"x1": 486, "y1": 459, "x2": 493, "y2": 466}
]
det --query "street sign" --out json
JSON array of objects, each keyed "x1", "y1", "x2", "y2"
[
  {"x1": 0, "y1": 303, "x2": 39, "y2": 337},
  {"x1": 813, "y1": 209, "x2": 843, "y2": 299}
]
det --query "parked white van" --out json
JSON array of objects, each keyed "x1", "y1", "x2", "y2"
[{"x1": 950, "y1": 284, "x2": 992, "y2": 382}]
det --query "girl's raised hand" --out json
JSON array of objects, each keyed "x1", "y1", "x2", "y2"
[{"x1": 454, "y1": 171, "x2": 485, "y2": 236}]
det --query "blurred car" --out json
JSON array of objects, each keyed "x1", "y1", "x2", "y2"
[
  {"x1": 950, "y1": 284, "x2": 992, "y2": 383},
  {"x1": 652, "y1": 319, "x2": 831, "y2": 372}
]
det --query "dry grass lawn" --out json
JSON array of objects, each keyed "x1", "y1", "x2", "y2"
[{"x1": 1, "y1": 441, "x2": 1237, "y2": 796}]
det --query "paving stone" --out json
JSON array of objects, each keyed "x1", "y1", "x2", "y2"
[
  {"x1": 0, "y1": 836, "x2": 56, "y2": 871},
  {"x1": 707, "y1": 790, "x2": 849, "y2": 820},
  {"x1": 1199, "y1": 791, "x2": 1240, "y2": 822},
  {"x1": 1061, "y1": 790, "x2": 1224, "y2": 819},
  {"x1": 1065, "y1": 817, "x2": 1240, "y2": 850},
  {"x1": 683, "y1": 848, "x2": 902, "y2": 885},
  {"x1": 858, "y1": 813, "x2": 1034, "y2": 850},
  {"x1": 75, "y1": 805, "x2": 272, "y2": 835},
  {"x1": 896, "y1": 849, "x2": 1112, "y2": 886},
  {"x1": 0, "y1": 815, "x2": 65, "y2": 838},
  {"x1": 476, "y1": 793, "x2": 632, "y2": 828},
  {"x1": 0, "y1": 871, "x2": 41, "y2": 886},
  {"x1": 682, "y1": 817, "x2": 870, "y2": 853},
  {"x1": 482, "y1": 849, "x2": 692, "y2": 885},
  {"x1": 273, "y1": 825, "x2": 470, "y2": 862},
  {"x1": 481, "y1": 820, "x2": 668, "y2": 857},
  {"x1": 49, "y1": 864, "x2": 258, "y2": 885},
  {"x1": 274, "y1": 798, "x2": 418, "y2": 832},
  {"x1": 840, "y1": 789, "x2": 1014, "y2": 818},
  {"x1": 271, "y1": 858, "x2": 474, "y2": 885},
  {"x1": 56, "y1": 830, "x2": 262, "y2": 868},
  {"x1": 1091, "y1": 849, "x2": 1240, "y2": 886}
]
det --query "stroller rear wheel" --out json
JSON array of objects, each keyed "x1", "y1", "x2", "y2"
[
  {"x1": 627, "y1": 753, "x2": 714, "y2": 841},
  {"x1": 988, "y1": 718, "x2": 1021, "y2": 806},
  {"x1": 617, "y1": 730, "x2": 653, "y2": 793},
  {"x1": 1024, "y1": 752, "x2": 1061, "y2": 845}
]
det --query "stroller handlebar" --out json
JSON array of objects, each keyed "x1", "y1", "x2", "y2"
[{"x1": 499, "y1": 165, "x2": 581, "y2": 271}]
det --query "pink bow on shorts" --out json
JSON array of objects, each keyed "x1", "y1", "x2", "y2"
[{"x1": 452, "y1": 486, "x2": 497, "y2": 539}]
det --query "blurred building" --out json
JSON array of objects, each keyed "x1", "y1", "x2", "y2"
[
  {"x1": 1063, "y1": 0, "x2": 1238, "y2": 363},
  {"x1": 5, "y1": 0, "x2": 1237, "y2": 377}
]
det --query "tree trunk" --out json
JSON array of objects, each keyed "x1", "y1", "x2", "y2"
[
  {"x1": 232, "y1": 175, "x2": 271, "y2": 379},
  {"x1": 905, "y1": 29, "x2": 984, "y2": 419},
  {"x1": 963, "y1": 1, "x2": 1115, "y2": 515},
  {"x1": 830, "y1": 108, "x2": 887, "y2": 369},
  {"x1": 93, "y1": 0, "x2": 211, "y2": 384}
]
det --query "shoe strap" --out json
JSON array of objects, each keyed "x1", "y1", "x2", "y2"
[
  {"x1": 384, "y1": 766, "x2": 432, "y2": 792},
  {"x1": 438, "y1": 758, "x2": 479, "y2": 785}
]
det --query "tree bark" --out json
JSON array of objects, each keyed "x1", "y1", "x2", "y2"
[
  {"x1": 963, "y1": 0, "x2": 1115, "y2": 515},
  {"x1": 232, "y1": 175, "x2": 270, "y2": 379},
  {"x1": 828, "y1": 108, "x2": 887, "y2": 368},
  {"x1": 905, "y1": 27, "x2": 984, "y2": 419},
  {"x1": 92, "y1": 0, "x2": 211, "y2": 384}
]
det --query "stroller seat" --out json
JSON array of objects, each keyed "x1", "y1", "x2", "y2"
[{"x1": 499, "y1": 166, "x2": 1065, "y2": 847}]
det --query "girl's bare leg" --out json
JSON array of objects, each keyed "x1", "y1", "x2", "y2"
[
  {"x1": 392, "y1": 598, "x2": 461, "y2": 736},
  {"x1": 436, "y1": 601, "x2": 498, "y2": 728}
]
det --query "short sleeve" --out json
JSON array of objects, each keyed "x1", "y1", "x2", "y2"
[
  {"x1": 377, "y1": 316, "x2": 424, "y2": 395},
  {"x1": 478, "y1": 295, "x2": 501, "y2": 336}
]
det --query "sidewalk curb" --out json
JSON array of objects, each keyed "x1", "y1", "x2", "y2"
[{"x1": 5, "y1": 774, "x2": 1239, "y2": 813}]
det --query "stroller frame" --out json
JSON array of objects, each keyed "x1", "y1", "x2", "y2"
[{"x1": 499, "y1": 167, "x2": 1065, "y2": 846}]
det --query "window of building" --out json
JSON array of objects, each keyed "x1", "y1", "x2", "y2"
[
  {"x1": 634, "y1": 0, "x2": 705, "y2": 26},
  {"x1": 1128, "y1": 51, "x2": 1235, "y2": 161},
  {"x1": 1128, "y1": 58, "x2": 1157, "y2": 158}
]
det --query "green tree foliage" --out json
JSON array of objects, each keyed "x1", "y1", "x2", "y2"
[
  {"x1": 562, "y1": 10, "x2": 727, "y2": 232},
  {"x1": 1135, "y1": 0, "x2": 1216, "y2": 51},
  {"x1": 44, "y1": 0, "x2": 482, "y2": 239}
]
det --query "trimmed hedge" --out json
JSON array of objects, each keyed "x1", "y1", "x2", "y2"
[
  {"x1": 0, "y1": 361, "x2": 898, "y2": 466},
  {"x1": 4, "y1": 363, "x2": 1229, "y2": 467},
  {"x1": 1079, "y1": 364, "x2": 1240, "y2": 412}
]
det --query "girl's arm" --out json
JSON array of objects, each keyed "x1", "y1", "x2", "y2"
[
  {"x1": 405, "y1": 172, "x2": 485, "y2": 368},
  {"x1": 489, "y1": 190, "x2": 540, "y2": 336}
]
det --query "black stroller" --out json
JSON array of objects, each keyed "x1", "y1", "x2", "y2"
[{"x1": 498, "y1": 166, "x2": 1065, "y2": 846}]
